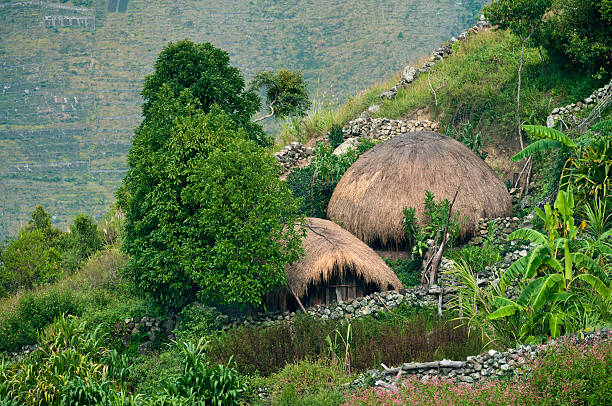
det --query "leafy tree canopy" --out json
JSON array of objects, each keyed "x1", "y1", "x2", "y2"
[
  {"x1": 484, "y1": 0, "x2": 552, "y2": 40},
  {"x1": 120, "y1": 105, "x2": 304, "y2": 308},
  {"x1": 250, "y1": 69, "x2": 311, "y2": 122},
  {"x1": 141, "y1": 39, "x2": 269, "y2": 146}
]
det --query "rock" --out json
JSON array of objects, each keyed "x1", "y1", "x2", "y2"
[
  {"x1": 402, "y1": 66, "x2": 417, "y2": 83},
  {"x1": 333, "y1": 137, "x2": 359, "y2": 156},
  {"x1": 368, "y1": 104, "x2": 380, "y2": 114}
]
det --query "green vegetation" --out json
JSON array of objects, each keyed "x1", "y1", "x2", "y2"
[
  {"x1": 1, "y1": 3, "x2": 611, "y2": 405},
  {"x1": 0, "y1": 0, "x2": 487, "y2": 241},
  {"x1": 1, "y1": 206, "x2": 104, "y2": 296},
  {"x1": 286, "y1": 139, "x2": 375, "y2": 218},
  {"x1": 402, "y1": 190, "x2": 463, "y2": 257},
  {"x1": 120, "y1": 41, "x2": 305, "y2": 308},
  {"x1": 346, "y1": 338, "x2": 612, "y2": 405},
  {"x1": 250, "y1": 69, "x2": 310, "y2": 123}
]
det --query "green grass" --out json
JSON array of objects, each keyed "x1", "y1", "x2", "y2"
[{"x1": 282, "y1": 29, "x2": 608, "y2": 181}]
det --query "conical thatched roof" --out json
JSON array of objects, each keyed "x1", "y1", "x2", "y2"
[
  {"x1": 287, "y1": 217, "x2": 403, "y2": 298},
  {"x1": 327, "y1": 131, "x2": 512, "y2": 249}
]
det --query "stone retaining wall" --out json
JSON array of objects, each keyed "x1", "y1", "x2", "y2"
[
  {"x1": 274, "y1": 142, "x2": 313, "y2": 174},
  {"x1": 546, "y1": 79, "x2": 612, "y2": 129},
  {"x1": 356, "y1": 328, "x2": 610, "y2": 389},
  {"x1": 469, "y1": 214, "x2": 532, "y2": 246}
]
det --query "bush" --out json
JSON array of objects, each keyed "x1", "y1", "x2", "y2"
[
  {"x1": 0, "y1": 229, "x2": 63, "y2": 293},
  {"x1": 163, "y1": 339, "x2": 246, "y2": 405},
  {"x1": 253, "y1": 359, "x2": 349, "y2": 406},
  {"x1": 383, "y1": 258, "x2": 421, "y2": 287},
  {"x1": 286, "y1": 139, "x2": 375, "y2": 218},
  {"x1": 0, "y1": 287, "x2": 84, "y2": 352},
  {"x1": 328, "y1": 124, "x2": 345, "y2": 149},
  {"x1": 0, "y1": 247, "x2": 137, "y2": 353},
  {"x1": 446, "y1": 245, "x2": 501, "y2": 273}
]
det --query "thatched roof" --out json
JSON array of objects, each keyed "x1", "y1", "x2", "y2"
[
  {"x1": 287, "y1": 217, "x2": 403, "y2": 298},
  {"x1": 327, "y1": 131, "x2": 512, "y2": 249}
]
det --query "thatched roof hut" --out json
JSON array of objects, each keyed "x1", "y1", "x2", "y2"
[
  {"x1": 327, "y1": 131, "x2": 512, "y2": 249},
  {"x1": 265, "y1": 217, "x2": 403, "y2": 311}
]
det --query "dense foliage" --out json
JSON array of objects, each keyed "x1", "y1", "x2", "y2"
[
  {"x1": 141, "y1": 40, "x2": 267, "y2": 146},
  {"x1": 449, "y1": 188, "x2": 611, "y2": 345},
  {"x1": 0, "y1": 207, "x2": 104, "y2": 297},
  {"x1": 286, "y1": 139, "x2": 375, "y2": 218},
  {"x1": 120, "y1": 104, "x2": 303, "y2": 308},
  {"x1": 0, "y1": 315, "x2": 245, "y2": 406},
  {"x1": 250, "y1": 69, "x2": 311, "y2": 121}
]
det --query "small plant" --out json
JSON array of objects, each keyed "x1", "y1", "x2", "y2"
[
  {"x1": 328, "y1": 124, "x2": 345, "y2": 149},
  {"x1": 444, "y1": 121, "x2": 487, "y2": 160},
  {"x1": 325, "y1": 321, "x2": 352, "y2": 374}
]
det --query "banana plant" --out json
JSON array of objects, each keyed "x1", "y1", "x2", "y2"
[{"x1": 488, "y1": 188, "x2": 611, "y2": 341}]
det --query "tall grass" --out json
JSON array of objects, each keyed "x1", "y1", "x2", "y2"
[
  {"x1": 277, "y1": 73, "x2": 400, "y2": 146},
  {"x1": 277, "y1": 28, "x2": 606, "y2": 150},
  {"x1": 209, "y1": 310, "x2": 485, "y2": 376}
]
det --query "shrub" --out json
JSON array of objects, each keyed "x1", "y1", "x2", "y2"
[
  {"x1": 163, "y1": 339, "x2": 246, "y2": 405},
  {"x1": 383, "y1": 258, "x2": 421, "y2": 287},
  {"x1": 446, "y1": 245, "x2": 501, "y2": 273},
  {"x1": 255, "y1": 359, "x2": 349, "y2": 406},
  {"x1": 328, "y1": 124, "x2": 345, "y2": 149},
  {"x1": 286, "y1": 139, "x2": 375, "y2": 218},
  {"x1": 0, "y1": 229, "x2": 63, "y2": 293}
]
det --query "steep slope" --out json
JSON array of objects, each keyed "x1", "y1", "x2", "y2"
[{"x1": 0, "y1": 0, "x2": 487, "y2": 240}]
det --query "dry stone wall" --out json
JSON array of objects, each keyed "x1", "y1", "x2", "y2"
[
  {"x1": 469, "y1": 214, "x2": 532, "y2": 246},
  {"x1": 546, "y1": 80, "x2": 612, "y2": 129},
  {"x1": 379, "y1": 16, "x2": 491, "y2": 101},
  {"x1": 274, "y1": 142, "x2": 313, "y2": 175},
  {"x1": 356, "y1": 328, "x2": 611, "y2": 389}
]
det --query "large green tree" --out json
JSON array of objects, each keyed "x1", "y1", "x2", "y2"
[
  {"x1": 120, "y1": 99, "x2": 304, "y2": 307},
  {"x1": 539, "y1": 0, "x2": 612, "y2": 74},
  {"x1": 141, "y1": 39, "x2": 268, "y2": 146}
]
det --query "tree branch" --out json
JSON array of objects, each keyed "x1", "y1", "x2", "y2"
[{"x1": 253, "y1": 98, "x2": 277, "y2": 123}]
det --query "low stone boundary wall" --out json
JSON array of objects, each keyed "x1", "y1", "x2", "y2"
[
  {"x1": 379, "y1": 16, "x2": 491, "y2": 101},
  {"x1": 469, "y1": 214, "x2": 532, "y2": 246},
  {"x1": 274, "y1": 142, "x2": 313, "y2": 174},
  {"x1": 546, "y1": 80, "x2": 612, "y2": 129},
  {"x1": 357, "y1": 328, "x2": 611, "y2": 389}
]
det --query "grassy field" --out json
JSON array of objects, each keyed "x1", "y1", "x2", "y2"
[{"x1": 0, "y1": 0, "x2": 487, "y2": 240}]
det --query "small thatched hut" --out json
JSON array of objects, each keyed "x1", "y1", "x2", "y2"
[
  {"x1": 327, "y1": 131, "x2": 512, "y2": 249},
  {"x1": 265, "y1": 217, "x2": 403, "y2": 311}
]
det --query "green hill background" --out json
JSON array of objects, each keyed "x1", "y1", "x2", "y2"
[{"x1": 0, "y1": 0, "x2": 487, "y2": 240}]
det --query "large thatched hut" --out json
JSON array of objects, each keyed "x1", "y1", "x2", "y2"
[
  {"x1": 327, "y1": 131, "x2": 512, "y2": 249},
  {"x1": 264, "y1": 217, "x2": 403, "y2": 311}
]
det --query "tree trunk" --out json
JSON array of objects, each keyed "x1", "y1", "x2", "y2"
[{"x1": 517, "y1": 38, "x2": 526, "y2": 151}]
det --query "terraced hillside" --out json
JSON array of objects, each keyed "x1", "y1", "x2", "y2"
[{"x1": 0, "y1": 0, "x2": 487, "y2": 240}]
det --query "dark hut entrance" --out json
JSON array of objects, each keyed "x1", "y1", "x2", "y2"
[
  {"x1": 303, "y1": 269, "x2": 380, "y2": 308},
  {"x1": 265, "y1": 268, "x2": 384, "y2": 312}
]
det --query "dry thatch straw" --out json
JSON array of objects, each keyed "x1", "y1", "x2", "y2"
[
  {"x1": 327, "y1": 131, "x2": 512, "y2": 249},
  {"x1": 286, "y1": 217, "x2": 403, "y2": 300}
]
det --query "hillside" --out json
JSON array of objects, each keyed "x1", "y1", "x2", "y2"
[{"x1": 0, "y1": 0, "x2": 487, "y2": 240}]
